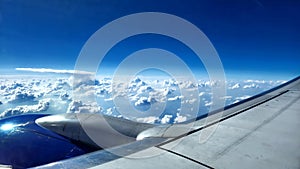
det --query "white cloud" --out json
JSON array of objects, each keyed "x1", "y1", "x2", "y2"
[
  {"x1": 0, "y1": 99, "x2": 50, "y2": 118},
  {"x1": 68, "y1": 74, "x2": 98, "y2": 89},
  {"x1": 132, "y1": 77, "x2": 142, "y2": 83},
  {"x1": 16, "y1": 68, "x2": 92, "y2": 75},
  {"x1": 136, "y1": 116, "x2": 159, "y2": 124},
  {"x1": 235, "y1": 95, "x2": 251, "y2": 100},
  {"x1": 162, "y1": 87, "x2": 174, "y2": 96},
  {"x1": 104, "y1": 97, "x2": 113, "y2": 102},
  {"x1": 221, "y1": 96, "x2": 233, "y2": 100},
  {"x1": 174, "y1": 113, "x2": 187, "y2": 123},
  {"x1": 52, "y1": 79, "x2": 70, "y2": 90},
  {"x1": 137, "y1": 85, "x2": 153, "y2": 93},
  {"x1": 187, "y1": 98, "x2": 197, "y2": 104},
  {"x1": 199, "y1": 92, "x2": 205, "y2": 97},
  {"x1": 8, "y1": 91, "x2": 36, "y2": 103},
  {"x1": 106, "y1": 107, "x2": 114, "y2": 115},
  {"x1": 162, "y1": 79, "x2": 178, "y2": 87},
  {"x1": 134, "y1": 96, "x2": 156, "y2": 106},
  {"x1": 67, "y1": 100, "x2": 102, "y2": 114},
  {"x1": 178, "y1": 80, "x2": 197, "y2": 89},
  {"x1": 243, "y1": 83, "x2": 259, "y2": 89},
  {"x1": 161, "y1": 114, "x2": 173, "y2": 124},
  {"x1": 59, "y1": 92, "x2": 70, "y2": 101},
  {"x1": 244, "y1": 80, "x2": 268, "y2": 84},
  {"x1": 0, "y1": 74, "x2": 287, "y2": 124},
  {"x1": 205, "y1": 101, "x2": 213, "y2": 107},
  {"x1": 229, "y1": 83, "x2": 240, "y2": 89},
  {"x1": 167, "y1": 95, "x2": 183, "y2": 101}
]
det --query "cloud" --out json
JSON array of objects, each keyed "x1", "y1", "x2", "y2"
[
  {"x1": 106, "y1": 107, "x2": 114, "y2": 115},
  {"x1": 59, "y1": 92, "x2": 70, "y2": 101},
  {"x1": 67, "y1": 100, "x2": 102, "y2": 114},
  {"x1": 134, "y1": 96, "x2": 156, "y2": 106},
  {"x1": 205, "y1": 101, "x2": 213, "y2": 107},
  {"x1": 198, "y1": 92, "x2": 205, "y2": 97},
  {"x1": 104, "y1": 97, "x2": 113, "y2": 102},
  {"x1": 136, "y1": 116, "x2": 159, "y2": 124},
  {"x1": 244, "y1": 80, "x2": 268, "y2": 84},
  {"x1": 187, "y1": 98, "x2": 197, "y2": 104},
  {"x1": 137, "y1": 85, "x2": 153, "y2": 93},
  {"x1": 16, "y1": 68, "x2": 92, "y2": 75},
  {"x1": 0, "y1": 99, "x2": 50, "y2": 118},
  {"x1": 178, "y1": 80, "x2": 197, "y2": 89},
  {"x1": 167, "y1": 95, "x2": 183, "y2": 101},
  {"x1": 0, "y1": 74, "x2": 286, "y2": 124},
  {"x1": 161, "y1": 114, "x2": 173, "y2": 124},
  {"x1": 163, "y1": 87, "x2": 175, "y2": 96},
  {"x1": 174, "y1": 113, "x2": 187, "y2": 123},
  {"x1": 132, "y1": 77, "x2": 142, "y2": 83},
  {"x1": 53, "y1": 79, "x2": 70, "y2": 90},
  {"x1": 8, "y1": 91, "x2": 36, "y2": 103},
  {"x1": 163, "y1": 79, "x2": 178, "y2": 87},
  {"x1": 243, "y1": 83, "x2": 259, "y2": 89},
  {"x1": 235, "y1": 95, "x2": 251, "y2": 100},
  {"x1": 229, "y1": 83, "x2": 240, "y2": 89},
  {"x1": 221, "y1": 96, "x2": 233, "y2": 100}
]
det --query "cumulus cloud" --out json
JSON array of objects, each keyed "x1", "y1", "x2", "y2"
[
  {"x1": 106, "y1": 107, "x2": 114, "y2": 115},
  {"x1": 136, "y1": 116, "x2": 159, "y2": 124},
  {"x1": 186, "y1": 98, "x2": 197, "y2": 104},
  {"x1": 132, "y1": 77, "x2": 142, "y2": 83},
  {"x1": 229, "y1": 83, "x2": 240, "y2": 89},
  {"x1": 244, "y1": 80, "x2": 268, "y2": 84},
  {"x1": 8, "y1": 91, "x2": 36, "y2": 103},
  {"x1": 221, "y1": 96, "x2": 233, "y2": 100},
  {"x1": 137, "y1": 85, "x2": 153, "y2": 93},
  {"x1": 134, "y1": 96, "x2": 157, "y2": 106},
  {"x1": 235, "y1": 95, "x2": 251, "y2": 100},
  {"x1": 68, "y1": 74, "x2": 98, "y2": 89},
  {"x1": 59, "y1": 92, "x2": 70, "y2": 101},
  {"x1": 162, "y1": 87, "x2": 175, "y2": 96},
  {"x1": 0, "y1": 99, "x2": 50, "y2": 118},
  {"x1": 67, "y1": 100, "x2": 102, "y2": 114},
  {"x1": 178, "y1": 80, "x2": 197, "y2": 89},
  {"x1": 243, "y1": 83, "x2": 259, "y2": 89},
  {"x1": 161, "y1": 114, "x2": 173, "y2": 124},
  {"x1": 52, "y1": 79, "x2": 70, "y2": 90},
  {"x1": 162, "y1": 79, "x2": 178, "y2": 87},
  {"x1": 198, "y1": 92, "x2": 205, "y2": 97},
  {"x1": 174, "y1": 113, "x2": 187, "y2": 123},
  {"x1": 0, "y1": 74, "x2": 287, "y2": 124},
  {"x1": 167, "y1": 95, "x2": 183, "y2": 101},
  {"x1": 104, "y1": 97, "x2": 113, "y2": 102},
  {"x1": 205, "y1": 101, "x2": 213, "y2": 107}
]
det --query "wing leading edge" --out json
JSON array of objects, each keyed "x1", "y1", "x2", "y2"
[{"x1": 33, "y1": 76, "x2": 300, "y2": 169}]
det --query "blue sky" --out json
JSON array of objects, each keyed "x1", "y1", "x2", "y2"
[{"x1": 0, "y1": 0, "x2": 299, "y2": 79}]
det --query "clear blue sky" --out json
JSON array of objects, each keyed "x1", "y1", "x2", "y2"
[{"x1": 0, "y1": 0, "x2": 299, "y2": 78}]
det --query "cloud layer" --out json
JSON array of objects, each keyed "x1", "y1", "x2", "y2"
[{"x1": 0, "y1": 72, "x2": 286, "y2": 124}]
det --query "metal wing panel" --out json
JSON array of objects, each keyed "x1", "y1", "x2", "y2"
[
  {"x1": 159, "y1": 81, "x2": 300, "y2": 169},
  {"x1": 89, "y1": 147, "x2": 207, "y2": 169}
]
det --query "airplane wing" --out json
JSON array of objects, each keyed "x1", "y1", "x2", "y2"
[{"x1": 33, "y1": 76, "x2": 300, "y2": 169}]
